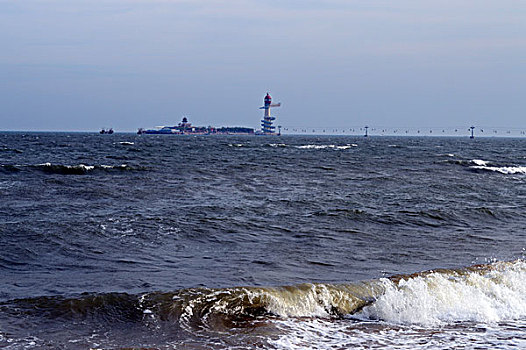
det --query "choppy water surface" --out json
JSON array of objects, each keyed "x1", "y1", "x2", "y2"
[{"x1": 1, "y1": 133, "x2": 525, "y2": 349}]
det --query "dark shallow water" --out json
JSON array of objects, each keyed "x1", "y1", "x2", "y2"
[{"x1": 0, "y1": 133, "x2": 525, "y2": 349}]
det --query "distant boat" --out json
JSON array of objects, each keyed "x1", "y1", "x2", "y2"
[{"x1": 100, "y1": 128, "x2": 114, "y2": 134}]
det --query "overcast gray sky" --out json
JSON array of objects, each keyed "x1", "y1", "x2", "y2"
[{"x1": 1, "y1": 0, "x2": 525, "y2": 132}]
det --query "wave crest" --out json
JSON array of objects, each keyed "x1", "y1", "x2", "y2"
[
  {"x1": 2, "y1": 261, "x2": 524, "y2": 331},
  {"x1": 471, "y1": 165, "x2": 526, "y2": 175},
  {"x1": 446, "y1": 158, "x2": 526, "y2": 175},
  {"x1": 362, "y1": 260, "x2": 526, "y2": 325},
  {"x1": 296, "y1": 144, "x2": 357, "y2": 150},
  {"x1": 0, "y1": 163, "x2": 144, "y2": 175}
]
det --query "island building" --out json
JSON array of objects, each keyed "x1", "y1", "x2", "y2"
[
  {"x1": 138, "y1": 116, "x2": 254, "y2": 135},
  {"x1": 137, "y1": 93, "x2": 281, "y2": 135}
]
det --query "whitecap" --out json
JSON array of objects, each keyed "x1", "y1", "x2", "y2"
[
  {"x1": 100, "y1": 164, "x2": 127, "y2": 169},
  {"x1": 296, "y1": 144, "x2": 355, "y2": 150},
  {"x1": 77, "y1": 164, "x2": 95, "y2": 171},
  {"x1": 359, "y1": 260, "x2": 526, "y2": 326},
  {"x1": 472, "y1": 166, "x2": 526, "y2": 175},
  {"x1": 472, "y1": 159, "x2": 489, "y2": 166}
]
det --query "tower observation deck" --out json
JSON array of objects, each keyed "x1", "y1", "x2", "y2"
[{"x1": 259, "y1": 93, "x2": 281, "y2": 135}]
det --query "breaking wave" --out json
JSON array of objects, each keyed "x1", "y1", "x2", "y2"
[
  {"x1": 296, "y1": 144, "x2": 357, "y2": 150},
  {"x1": 34, "y1": 163, "x2": 141, "y2": 175},
  {"x1": 471, "y1": 165, "x2": 526, "y2": 175},
  {"x1": 467, "y1": 159, "x2": 526, "y2": 175},
  {"x1": 471, "y1": 159, "x2": 489, "y2": 166},
  {"x1": 0, "y1": 163, "x2": 143, "y2": 175},
  {"x1": 361, "y1": 260, "x2": 526, "y2": 326},
  {"x1": 2, "y1": 260, "x2": 524, "y2": 332},
  {"x1": 445, "y1": 158, "x2": 526, "y2": 175}
]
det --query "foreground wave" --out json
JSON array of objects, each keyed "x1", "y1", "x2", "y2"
[{"x1": 2, "y1": 260, "x2": 524, "y2": 332}]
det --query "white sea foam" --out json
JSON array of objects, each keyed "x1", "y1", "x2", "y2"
[
  {"x1": 296, "y1": 144, "x2": 356, "y2": 150},
  {"x1": 270, "y1": 317, "x2": 526, "y2": 350},
  {"x1": 360, "y1": 260, "x2": 526, "y2": 326},
  {"x1": 32, "y1": 163, "x2": 133, "y2": 174},
  {"x1": 79, "y1": 164, "x2": 95, "y2": 171},
  {"x1": 37, "y1": 163, "x2": 95, "y2": 171},
  {"x1": 468, "y1": 159, "x2": 526, "y2": 174},
  {"x1": 261, "y1": 261, "x2": 526, "y2": 326},
  {"x1": 472, "y1": 165, "x2": 526, "y2": 175},
  {"x1": 269, "y1": 261, "x2": 526, "y2": 350},
  {"x1": 118, "y1": 141, "x2": 134, "y2": 145},
  {"x1": 100, "y1": 164, "x2": 127, "y2": 169},
  {"x1": 472, "y1": 159, "x2": 489, "y2": 166}
]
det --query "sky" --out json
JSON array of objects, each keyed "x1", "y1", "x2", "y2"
[{"x1": 1, "y1": 0, "x2": 525, "y2": 133}]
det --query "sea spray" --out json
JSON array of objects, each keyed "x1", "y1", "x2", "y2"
[{"x1": 361, "y1": 260, "x2": 526, "y2": 325}]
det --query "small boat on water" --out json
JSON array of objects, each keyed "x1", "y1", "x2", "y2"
[{"x1": 100, "y1": 128, "x2": 114, "y2": 134}]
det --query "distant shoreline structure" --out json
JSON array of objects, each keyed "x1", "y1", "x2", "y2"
[
  {"x1": 120, "y1": 90, "x2": 525, "y2": 137},
  {"x1": 257, "y1": 92, "x2": 281, "y2": 136},
  {"x1": 138, "y1": 93, "x2": 282, "y2": 136},
  {"x1": 137, "y1": 116, "x2": 255, "y2": 135}
]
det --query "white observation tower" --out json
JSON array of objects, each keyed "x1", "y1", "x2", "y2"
[{"x1": 259, "y1": 93, "x2": 281, "y2": 135}]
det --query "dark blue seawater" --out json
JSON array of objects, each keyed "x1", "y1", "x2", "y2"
[{"x1": 1, "y1": 133, "x2": 525, "y2": 349}]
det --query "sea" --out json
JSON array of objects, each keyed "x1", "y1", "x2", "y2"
[{"x1": 0, "y1": 132, "x2": 525, "y2": 349}]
